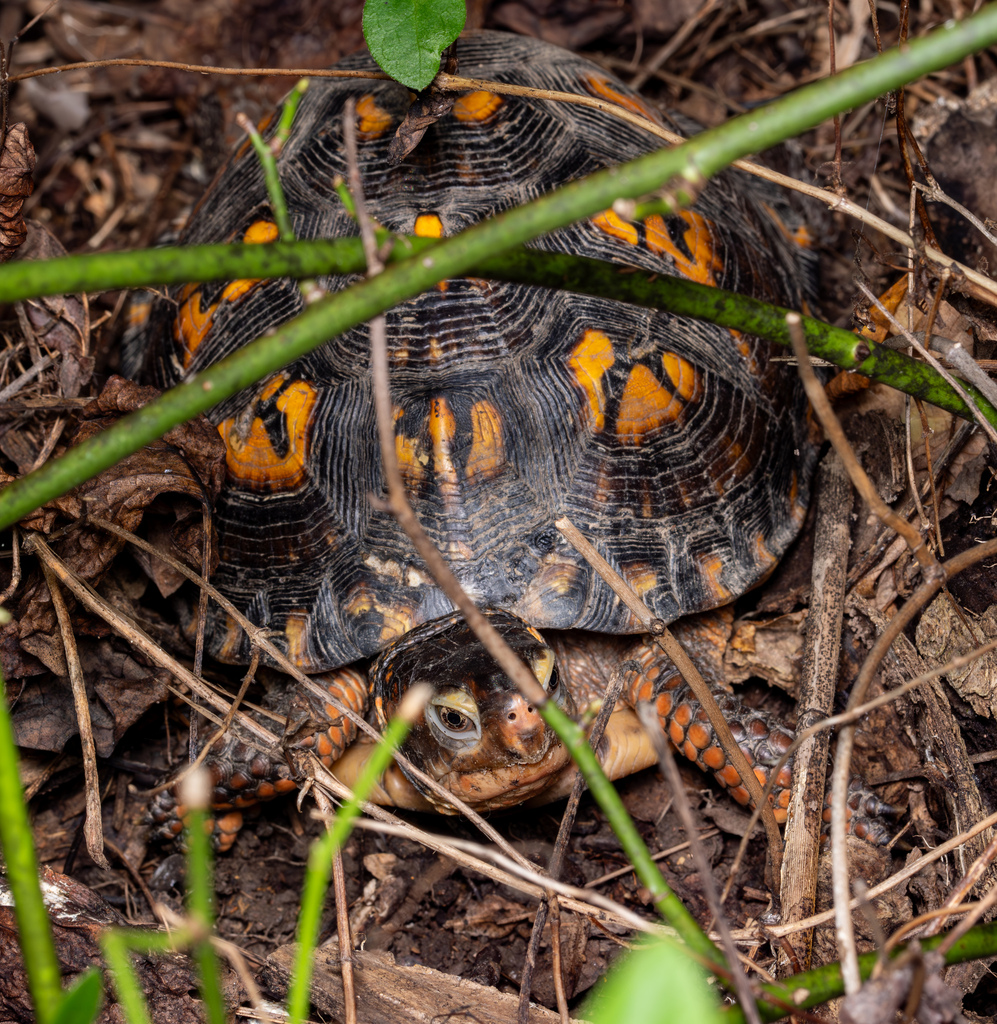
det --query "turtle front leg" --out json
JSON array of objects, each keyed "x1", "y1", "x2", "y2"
[
  {"x1": 148, "y1": 666, "x2": 367, "y2": 851},
  {"x1": 620, "y1": 619, "x2": 895, "y2": 844}
]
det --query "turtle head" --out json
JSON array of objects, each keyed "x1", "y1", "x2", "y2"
[{"x1": 369, "y1": 611, "x2": 576, "y2": 811}]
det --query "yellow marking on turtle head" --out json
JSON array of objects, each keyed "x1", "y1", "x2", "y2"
[
  {"x1": 356, "y1": 94, "x2": 393, "y2": 137},
  {"x1": 592, "y1": 209, "x2": 638, "y2": 247},
  {"x1": 616, "y1": 364, "x2": 682, "y2": 445},
  {"x1": 466, "y1": 399, "x2": 505, "y2": 483},
  {"x1": 645, "y1": 211, "x2": 724, "y2": 286},
  {"x1": 660, "y1": 352, "x2": 701, "y2": 403},
  {"x1": 529, "y1": 648, "x2": 555, "y2": 689},
  {"x1": 568, "y1": 329, "x2": 615, "y2": 432},
  {"x1": 452, "y1": 90, "x2": 503, "y2": 122},
  {"x1": 698, "y1": 555, "x2": 731, "y2": 604},
  {"x1": 414, "y1": 213, "x2": 444, "y2": 238},
  {"x1": 219, "y1": 377, "x2": 318, "y2": 490}
]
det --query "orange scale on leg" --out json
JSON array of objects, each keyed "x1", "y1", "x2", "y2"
[
  {"x1": 753, "y1": 767, "x2": 768, "y2": 787},
  {"x1": 730, "y1": 785, "x2": 751, "y2": 806},
  {"x1": 683, "y1": 739, "x2": 698, "y2": 762},
  {"x1": 672, "y1": 703, "x2": 692, "y2": 728},
  {"x1": 773, "y1": 808, "x2": 788, "y2": 824},
  {"x1": 720, "y1": 765, "x2": 742, "y2": 788},
  {"x1": 274, "y1": 779, "x2": 297, "y2": 795},
  {"x1": 748, "y1": 719, "x2": 770, "y2": 739},
  {"x1": 777, "y1": 789, "x2": 791, "y2": 809},
  {"x1": 669, "y1": 720, "x2": 685, "y2": 747},
  {"x1": 316, "y1": 733, "x2": 334, "y2": 758},
  {"x1": 655, "y1": 692, "x2": 673, "y2": 718},
  {"x1": 702, "y1": 745, "x2": 726, "y2": 770},
  {"x1": 630, "y1": 678, "x2": 652, "y2": 703},
  {"x1": 256, "y1": 782, "x2": 275, "y2": 800},
  {"x1": 776, "y1": 767, "x2": 793, "y2": 790},
  {"x1": 687, "y1": 723, "x2": 711, "y2": 750}
]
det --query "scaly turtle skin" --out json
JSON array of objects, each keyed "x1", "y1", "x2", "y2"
[{"x1": 138, "y1": 32, "x2": 891, "y2": 848}]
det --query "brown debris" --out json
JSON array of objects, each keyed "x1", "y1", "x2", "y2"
[
  {"x1": 0, "y1": 866, "x2": 234, "y2": 1024},
  {"x1": 261, "y1": 939, "x2": 577, "y2": 1024},
  {"x1": 0, "y1": 123, "x2": 35, "y2": 263}
]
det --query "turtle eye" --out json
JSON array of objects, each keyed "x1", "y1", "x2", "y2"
[{"x1": 427, "y1": 692, "x2": 482, "y2": 744}]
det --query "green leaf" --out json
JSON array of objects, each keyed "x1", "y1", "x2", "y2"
[
  {"x1": 52, "y1": 970, "x2": 103, "y2": 1024},
  {"x1": 362, "y1": 0, "x2": 466, "y2": 90},
  {"x1": 585, "y1": 938, "x2": 723, "y2": 1024}
]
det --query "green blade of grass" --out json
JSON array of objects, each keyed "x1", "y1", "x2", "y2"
[{"x1": 0, "y1": 667, "x2": 62, "y2": 1024}]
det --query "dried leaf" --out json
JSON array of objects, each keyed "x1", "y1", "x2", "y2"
[
  {"x1": 0, "y1": 123, "x2": 35, "y2": 263},
  {"x1": 14, "y1": 222, "x2": 92, "y2": 397}
]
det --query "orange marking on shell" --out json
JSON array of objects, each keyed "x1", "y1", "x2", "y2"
[
  {"x1": 466, "y1": 399, "x2": 505, "y2": 483},
  {"x1": 582, "y1": 72, "x2": 661, "y2": 123},
  {"x1": 414, "y1": 213, "x2": 444, "y2": 238},
  {"x1": 754, "y1": 533, "x2": 777, "y2": 570},
  {"x1": 616, "y1": 364, "x2": 683, "y2": 445},
  {"x1": 452, "y1": 90, "x2": 503, "y2": 122},
  {"x1": 687, "y1": 723, "x2": 711, "y2": 750},
  {"x1": 243, "y1": 220, "x2": 279, "y2": 244},
  {"x1": 283, "y1": 610, "x2": 310, "y2": 666},
  {"x1": 393, "y1": 404, "x2": 427, "y2": 490},
  {"x1": 621, "y1": 562, "x2": 656, "y2": 598},
  {"x1": 645, "y1": 211, "x2": 724, "y2": 286},
  {"x1": 219, "y1": 377, "x2": 318, "y2": 490},
  {"x1": 660, "y1": 351, "x2": 701, "y2": 403},
  {"x1": 592, "y1": 209, "x2": 639, "y2": 247},
  {"x1": 429, "y1": 395, "x2": 460, "y2": 496},
  {"x1": 698, "y1": 554, "x2": 731, "y2": 604},
  {"x1": 175, "y1": 284, "x2": 217, "y2": 368},
  {"x1": 357, "y1": 93, "x2": 393, "y2": 137},
  {"x1": 702, "y1": 745, "x2": 725, "y2": 770},
  {"x1": 568, "y1": 329, "x2": 615, "y2": 432}
]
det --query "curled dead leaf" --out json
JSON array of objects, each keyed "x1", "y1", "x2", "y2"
[{"x1": 0, "y1": 124, "x2": 36, "y2": 263}]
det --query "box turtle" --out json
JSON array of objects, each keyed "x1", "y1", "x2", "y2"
[{"x1": 132, "y1": 32, "x2": 889, "y2": 848}]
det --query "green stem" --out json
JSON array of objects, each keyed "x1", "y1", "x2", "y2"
[
  {"x1": 0, "y1": 11, "x2": 993, "y2": 530},
  {"x1": 182, "y1": 805, "x2": 226, "y2": 1024},
  {"x1": 238, "y1": 116, "x2": 294, "y2": 240},
  {"x1": 724, "y1": 921, "x2": 997, "y2": 1022},
  {"x1": 0, "y1": 668, "x2": 62, "y2": 1024},
  {"x1": 539, "y1": 701, "x2": 719, "y2": 966},
  {"x1": 274, "y1": 79, "x2": 310, "y2": 156},
  {"x1": 287, "y1": 710, "x2": 415, "y2": 1024},
  {"x1": 99, "y1": 929, "x2": 184, "y2": 1024}
]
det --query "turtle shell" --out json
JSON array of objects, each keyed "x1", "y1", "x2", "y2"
[{"x1": 136, "y1": 31, "x2": 819, "y2": 672}]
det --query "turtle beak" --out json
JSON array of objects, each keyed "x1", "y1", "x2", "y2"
[{"x1": 493, "y1": 692, "x2": 548, "y2": 761}]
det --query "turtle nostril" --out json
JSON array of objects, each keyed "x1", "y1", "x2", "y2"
[
  {"x1": 527, "y1": 705, "x2": 534, "y2": 714},
  {"x1": 508, "y1": 712, "x2": 516, "y2": 721}
]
